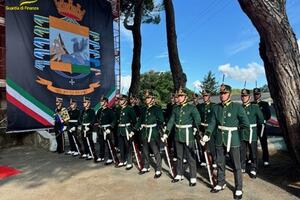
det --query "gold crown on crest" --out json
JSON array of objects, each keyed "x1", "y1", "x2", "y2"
[{"x1": 54, "y1": 0, "x2": 86, "y2": 21}]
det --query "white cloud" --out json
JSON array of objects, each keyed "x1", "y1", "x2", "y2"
[
  {"x1": 193, "y1": 80, "x2": 202, "y2": 91},
  {"x1": 120, "y1": 75, "x2": 131, "y2": 93},
  {"x1": 227, "y1": 37, "x2": 258, "y2": 55},
  {"x1": 218, "y1": 62, "x2": 265, "y2": 82},
  {"x1": 155, "y1": 51, "x2": 168, "y2": 59}
]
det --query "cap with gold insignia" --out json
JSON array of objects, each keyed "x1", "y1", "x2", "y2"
[
  {"x1": 220, "y1": 84, "x2": 231, "y2": 93},
  {"x1": 70, "y1": 98, "x2": 77, "y2": 103},
  {"x1": 241, "y1": 88, "x2": 250, "y2": 96},
  {"x1": 202, "y1": 89, "x2": 211, "y2": 96},
  {"x1": 83, "y1": 96, "x2": 91, "y2": 102},
  {"x1": 119, "y1": 94, "x2": 128, "y2": 100},
  {"x1": 144, "y1": 89, "x2": 155, "y2": 98},
  {"x1": 177, "y1": 86, "x2": 187, "y2": 96},
  {"x1": 253, "y1": 88, "x2": 261, "y2": 95},
  {"x1": 56, "y1": 97, "x2": 63, "y2": 103},
  {"x1": 100, "y1": 95, "x2": 108, "y2": 102}
]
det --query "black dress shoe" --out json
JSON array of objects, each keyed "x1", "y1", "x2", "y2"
[
  {"x1": 189, "y1": 182, "x2": 196, "y2": 187},
  {"x1": 234, "y1": 194, "x2": 243, "y2": 199},
  {"x1": 154, "y1": 173, "x2": 162, "y2": 179},
  {"x1": 249, "y1": 172, "x2": 257, "y2": 179},
  {"x1": 125, "y1": 165, "x2": 133, "y2": 170},
  {"x1": 171, "y1": 178, "x2": 180, "y2": 183},
  {"x1": 210, "y1": 184, "x2": 226, "y2": 193},
  {"x1": 139, "y1": 171, "x2": 146, "y2": 175}
]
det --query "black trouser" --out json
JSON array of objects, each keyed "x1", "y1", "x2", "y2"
[
  {"x1": 118, "y1": 134, "x2": 132, "y2": 164},
  {"x1": 167, "y1": 127, "x2": 177, "y2": 158},
  {"x1": 216, "y1": 146, "x2": 242, "y2": 190},
  {"x1": 81, "y1": 130, "x2": 97, "y2": 159},
  {"x1": 208, "y1": 136, "x2": 217, "y2": 164},
  {"x1": 113, "y1": 127, "x2": 119, "y2": 148},
  {"x1": 258, "y1": 125, "x2": 269, "y2": 162},
  {"x1": 55, "y1": 128, "x2": 64, "y2": 153},
  {"x1": 67, "y1": 129, "x2": 81, "y2": 153},
  {"x1": 142, "y1": 138, "x2": 162, "y2": 171},
  {"x1": 241, "y1": 140, "x2": 258, "y2": 172},
  {"x1": 175, "y1": 140, "x2": 197, "y2": 179},
  {"x1": 98, "y1": 129, "x2": 112, "y2": 160}
]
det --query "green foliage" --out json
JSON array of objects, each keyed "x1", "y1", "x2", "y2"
[
  {"x1": 139, "y1": 71, "x2": 173, "y2": 106},
  {"x1": 202, "y1": 71, "x2": 219, "y2": 95},
  {"x1": 120, "y1": 0, "x2": 161, "y2": 25}
]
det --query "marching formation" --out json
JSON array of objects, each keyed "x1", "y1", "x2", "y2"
[{"x1": 53, "y1": 84, "x2": 271, "y2": 200}]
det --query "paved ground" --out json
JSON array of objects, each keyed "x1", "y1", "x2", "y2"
[{"x1": 0, "y1": 146, "x2": 299, "y2": 200}]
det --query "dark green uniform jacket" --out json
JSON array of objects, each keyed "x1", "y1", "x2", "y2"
[
  {"x1": 135, "y1": 105, "x2": 164, "y2": 142},
  {"x1": 197, "y1": 102, "x2": 215, "y2": 132},
  {"x1": 79, "y1": 108, "x2": 95, "y2": 130},
  {"x1": 67, "y1": 108, "x2": 80, "y2": 129},
  {"x1": 96, "y1": 107, "x2": 116, "y2": 129},
  {"x1": 166, "y1": 103, "x2": 201, "y2": 145},
  {"x1": 240, "y1": 103, "x2": 264, "y2": 142},
  {"x1": 116, "y1": 106, "x2": 137, "y2": 137},
  {"x1": 252, "y1": 100, "x2": 271, "y2": 121},
  {"x1": 205, "y1": 101, "x2": 250, "y2": 149}
]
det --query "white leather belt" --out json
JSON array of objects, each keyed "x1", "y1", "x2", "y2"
[
  {"x1": 69, "y1": 120, "x2": 78, "y2": 123},
  {"x1": 260, "y1": 120, "x2": 266, "y2": 137},
  {"x1": 142, "y1": 124, "x2": 157, "y2": 143},
  {"x1": 249, "y1": 124, "x2": 257, "y2": 144},
  {"x1": 99, "y1": 124, "x2": 111, "y2": 128},
  {"x1": 201, "y1": 123, "x2": 208, "y2": 127},
  {"x1": 218, "y1": 125, "x2": 238, "y2": 152},
  {"x1": 118, "y1": 123, "x2": 131, "y2": 127},
  {"x1": 175, "y1": 124, "x2": 192, "y2": 146},
  {"x1": 82, "y1": 123, "x2": 90, "y2": 137},
  {"x1": 100, "y1": 124, "x2": 111, "y2": 140},
  {"x1": 118, "y1": 123, "x2": 131, "y2": 140}
]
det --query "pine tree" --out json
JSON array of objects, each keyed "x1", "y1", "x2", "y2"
[{"x1": 202, "y1": 71, "x2": 218, "y2": 95}]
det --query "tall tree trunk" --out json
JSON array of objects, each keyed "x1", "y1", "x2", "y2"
[
  {"x1": 164, "y1": 0, "x2": 186, "y2": 91},
  {"x1": 124, "y1": 0, "x2": 143, "y2": 96},
  {"x1": 238, "y1": 0, "x2": 300, "y2": 164}
]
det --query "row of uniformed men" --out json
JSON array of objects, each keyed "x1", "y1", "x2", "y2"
[{"x1": 54, "y1": 84, "x2": 270, "y2": 200}]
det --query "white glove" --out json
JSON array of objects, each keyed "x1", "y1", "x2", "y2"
[
  {"x1": 193, "y1": 128, "x2": 198, "y2": 135},
  {"x1": 129, "y1": 131, "x2": 134, "y2": 138},
  {"x1": 163, "y1": 126, "x2": 167, "y2": 132},
  {"x1": 78, "y1": 126, "x2": 82, "y2": 131},
  {"x1": 70, "y1": 127, "x2": 76, "y2": 132},
  {"x1": 161, "y1": 134, "x2": 168, "y2": 142},
  {"x1": 105, "y1": 129, "x2": 111, "y2": 135},
  {"x1": 85, "y1": 127, "x2": 90, "y2": 132},
  {"x1": 200, "y1": 135, "x2": 210, "y2": 146},
  {"x1": 62, "y1": 126, "x2": 67, "y2": 131}
]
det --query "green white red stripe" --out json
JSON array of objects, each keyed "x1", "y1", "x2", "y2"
[
  {"x1": 6, "y1": 79, "x2": 54, "y2": 126},
  {"x1": 93, "y1": 87, "x2": 116, "y2": 111}
]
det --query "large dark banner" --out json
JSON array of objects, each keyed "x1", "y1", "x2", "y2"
[{"x1": 6, "y1": 0, "x2": 116, "y2": 132}]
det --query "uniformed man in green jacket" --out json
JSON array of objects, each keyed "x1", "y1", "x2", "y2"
[
  {"x1": 66, "y1": 99, "x2": 82, "y2": 156},
  {"x1": 116, "y1": 94, "x2": 137, "y2": 170},
  {"x1": 79, "y1": 97, "x2": 98, "y2": 162},
  {"x1": 54, "y1": 97, "x2": 70, "y2": 154},
  {"x1": 96, "y1": 96, "x2": 116, "y2": 164},
  {"x1": 197, "y1": 89, "x2": 217, "y2": 168},
  {"x1": 201, "y1": 84, "x2": 250, "y2": 200},
  {"x1": 135, "y1": 90, "x2": 164, "y2": 178},
  {"x1": 252, "y1": 88, "x2": 271, "y2": 166},
  {"x1": 240, "y1": 89, "x2": 264, "y2": 178},
  {"x1": 162, "y1": 87, "x2": 201, "y2": 187}
]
